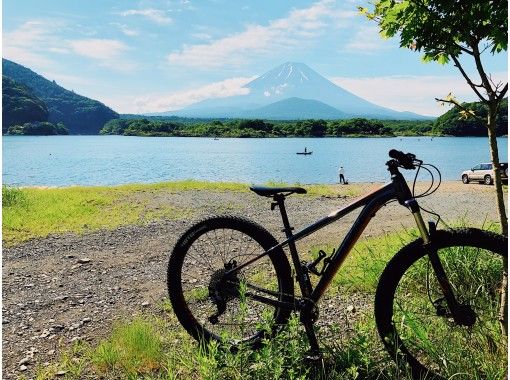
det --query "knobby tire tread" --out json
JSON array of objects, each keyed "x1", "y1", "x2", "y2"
[
  {"x1": 167, "y1": 215, "x2": 293, "y2": 347},
  {"x1": 375, "y1": 228, "x2": 507, "y2": 380}
]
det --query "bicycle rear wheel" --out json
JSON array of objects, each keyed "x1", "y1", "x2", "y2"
[
  {"x1": 167, "y1": 216, "x2": 293, "y2": 347},
  {"x1": 375, "y1": 228, "x2": 507, "y2": 379}
]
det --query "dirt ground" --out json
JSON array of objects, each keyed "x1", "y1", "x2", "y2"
[{"x1": 2, "y1": 181, "x2": 505, "y2": 378}]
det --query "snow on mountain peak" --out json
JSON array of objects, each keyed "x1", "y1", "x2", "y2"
[{"x1": 171, "y1": 61, "x2": 427, "y2": 120}]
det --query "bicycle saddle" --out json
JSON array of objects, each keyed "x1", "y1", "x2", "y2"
[{"x1": 249, "y1": 186, "x2": 307, "y2": 197}]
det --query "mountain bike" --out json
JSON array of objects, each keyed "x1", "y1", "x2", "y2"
[{"x1": 167, "y1": 150, "x2": 507, "y2": 379}]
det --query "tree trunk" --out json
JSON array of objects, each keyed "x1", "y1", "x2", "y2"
[
  {"x1": 487, "y1": 115, "x2": 508, "y2": 336},
  {"x1": 487, "y1": 125, "x2": 508, "y2": 236}
]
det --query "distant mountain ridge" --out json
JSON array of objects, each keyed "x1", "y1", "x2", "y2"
[
  {"x1": 2, "y1": 59, "x2": 119, "y2": 134},
  {"x1": 242, "y1": 97, "x2": 347, "y2": 120},
  {"x1": 159, "y1": 62, "x2": 429, "y2": 120}
]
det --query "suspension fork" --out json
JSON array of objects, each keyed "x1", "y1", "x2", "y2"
[{"x1": 406, "y1": 199, "x2": 476, "y2": 326}]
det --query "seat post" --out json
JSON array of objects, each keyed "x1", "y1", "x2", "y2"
[
  {"x1": 273, "y1": 194, "x2": 314, "y2": 299},
  {"x1": 273, "y1": 194, "x2": 293, "y2": 238}
]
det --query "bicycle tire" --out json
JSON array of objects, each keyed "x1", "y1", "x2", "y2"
[
  {"x1": 375, "y1": 228, "x2": 507, "y2": 379},
  {"x1": 167, "y1": 215, "x2": 294, "y2": 347}
]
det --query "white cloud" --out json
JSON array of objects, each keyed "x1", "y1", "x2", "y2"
[
  {"x1": 191, "y1": 32, "x2": 212, "y2": 40},
  {"x1": 121, "y1": 9, "x2": 173, "y2": 24},
  {"x1": 167, "y1": 0, "x2": 356, "y2": 68},
  {"x1": 128, "y1": 76, "x2": 256, "y2": 113},
  {"x1": 2, "y1": 46, "x2": 54, "y2": 68},
  {"x1": 110, "y1": 22, "x2": 139, "y2": 36},
  {"x1": 4, "y1": 20, "x2": 48, "y2": 46},
  {"x1": 68, "y1": 39, "x2": 136, "y2": 71},
  {"x1": 69, "y1": 39, "x2": 128, "y2": 60},
  {"x1": 330, "y1": 73, "x2": 507, "y2": 116},
  {"x1": 3, "y1": 21, "x2": 137, "y2": 72},
  {"x1": 3, "y1": 20, "x2": 67, "y2": 68}
]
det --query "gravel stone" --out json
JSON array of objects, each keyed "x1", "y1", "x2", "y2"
[{"x1": 2, "y1": 182, "x2": 504, "y2": 378}]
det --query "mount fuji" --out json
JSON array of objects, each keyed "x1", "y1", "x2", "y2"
[{"x1": 161, "y1": 62, "x2": 428, "y2": 120}]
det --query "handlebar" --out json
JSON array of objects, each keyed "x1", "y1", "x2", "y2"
[{"x1": 388, "y1": 149, "x2": 420, "y2": 170}]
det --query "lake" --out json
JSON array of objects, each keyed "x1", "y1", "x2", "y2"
[{"x1": 2, "y1": 135, "x2": 508, "y2": 186}]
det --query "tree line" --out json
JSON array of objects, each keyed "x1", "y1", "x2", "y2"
[
  {"x1": 101, "y1": 97, "x2": 507, "y2": 138},
  {"x1": 100, "y1": 117, "x2": 435, "y2": 137}
]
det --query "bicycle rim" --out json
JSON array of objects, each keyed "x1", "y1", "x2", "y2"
[
  {"x1": 391, "y1": 243, "x2": 506, "y2": 379},
  {"x1": 172, "y1": 222, "x2": 291, "y2": 344}
]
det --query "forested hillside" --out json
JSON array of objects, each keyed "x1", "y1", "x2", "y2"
[
  {"x1": 432, "y1": 98, "x2": 508, "y2": 136},
  {"x1": 2, "y1": 59, "x2": 119, "y2": 134},
  {"x1": 2, "y1": 76, "x2": 48, "y2": 132}
]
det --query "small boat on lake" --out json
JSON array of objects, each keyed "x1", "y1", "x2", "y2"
[{"x1": 297, "y1": 147, "x2": 312, "y2": 155}]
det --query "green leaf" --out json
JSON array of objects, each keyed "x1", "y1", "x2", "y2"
[{"x1": 437, "y1": 54, "x2": 449, "y2": 65}]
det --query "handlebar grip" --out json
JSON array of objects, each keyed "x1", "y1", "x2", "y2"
[
  {"x1": 389, "y1": 149, "x2": 406, "y2": 160},
  {"x1": 388, "y1": 149, "x2": 416, "y2": 169}
]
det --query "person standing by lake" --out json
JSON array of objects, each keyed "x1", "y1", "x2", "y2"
[{"x1": 338, "y1": 166, "x2": 346, "y2": 184}]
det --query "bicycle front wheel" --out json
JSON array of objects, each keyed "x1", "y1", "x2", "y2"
[
  {"x1": 167, "y1": 216, "x2": 293, "y2": 347},
  {"x1": 375, "y1": 228, "x2": 507, "y2": 379}
]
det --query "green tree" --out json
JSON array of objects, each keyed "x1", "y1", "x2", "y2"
[
  {"x1": 362, "y1": 0, "x2": 508, "y2": 334},
  {"x1": 361, "y1": 0, "x2": 507, "y2": 233},
  {"x1": 306, "y1": 119, "x2": 327, "y2": 137},
  {"x1": 2, "y1": 76, "x2": 49, "y2": 132}
]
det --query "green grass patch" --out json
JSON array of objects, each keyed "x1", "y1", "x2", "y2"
[
  {"x1": 2, "y1": 184, "x2": 193, "y2": 246},
  {"x1": 2, "y1": 180, "x2": 361, "y2": 246},
  {"x1": 91, "y1": 317, "x2": 164, "y2": 376},
  {"x1": 41, "y1": 311, "x2": 400, "y2": 380},
  {"x1": 2, "y1": 185, "x2": 27, "y2": 207},
  {"x1": 331, "y1": 230, "x2": 417, "y2": 293},
  {"x1": 303, "y1": 229, "x2": 418, "y2": 295}
]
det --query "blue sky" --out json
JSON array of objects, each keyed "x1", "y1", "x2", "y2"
[{"x1": 3, "y1": 0, "x2": 507, "y2": 116}]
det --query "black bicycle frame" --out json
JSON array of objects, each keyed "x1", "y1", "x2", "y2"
[{"x1": 226, "y1": 171, "x2": 431, "y2": 309}]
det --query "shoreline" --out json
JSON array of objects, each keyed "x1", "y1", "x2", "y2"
[
  {"x1": 4, "y1": 180, "x2": 504, "y2": 246},
  {"x1": 13, "y1": 179, "x2": 464, "y2": 190}
]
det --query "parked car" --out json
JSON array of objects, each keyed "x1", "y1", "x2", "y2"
[{"x1": 461, "y1": 162, "x2": 508, "y2": 185}]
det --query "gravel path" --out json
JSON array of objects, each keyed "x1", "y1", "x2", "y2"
[{"x1": 2, "y1": 181, "x2": 505, "y2": 378}]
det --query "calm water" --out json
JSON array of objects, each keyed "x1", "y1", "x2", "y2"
[{"x1": 2, "y1": 136, "x2": 508, "y2": 186}]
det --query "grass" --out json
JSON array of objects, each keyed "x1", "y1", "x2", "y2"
[
  {"x1": 92, "y1": 318, "x2": 164, "y2": 376},
  {"x1": 2, "y1": 184, "x2": 193, "y2": 246},
  {"x1": 2, "y1": 180, "x2": 361, "y2": 246},
  {"x1": 36, "y1": 311, "x2": 398, "y2": 380},
  {"x1": 388, "y1": 242, "x2": 507, "y2": 379},
  {"x1": 6, "y1": 180, "x2": 505, "y2": 378},
  {"x1": 36, "y1": 227, "x2": 506, "y2": 379},
  {"x1": 2, "y1": 185, "x2": 28, "y2": 207}
]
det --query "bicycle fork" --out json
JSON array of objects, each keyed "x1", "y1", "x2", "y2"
[{"x1": 407, "y1": 199, "x2": 476, "y2": 327}]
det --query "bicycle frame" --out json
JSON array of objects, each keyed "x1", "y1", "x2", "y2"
[{"x1": 226, "y1": 171, "x2": 431, "y2": 309}]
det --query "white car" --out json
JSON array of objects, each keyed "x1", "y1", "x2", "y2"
[{"x1": 461, "y1": 162, "x2": 508, "y2": 185}]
